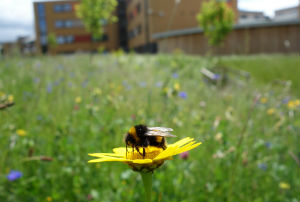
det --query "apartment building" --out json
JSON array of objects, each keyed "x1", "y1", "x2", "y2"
[
  {"x1": 34, "y1": 0, "x2": 237, "y2": 54},
  {"x1": 34, "y1": 0, "x2": 120, "y2": 54},
  {"x1": 126, "y1": 0, "x2": 238, "y2": 52}
]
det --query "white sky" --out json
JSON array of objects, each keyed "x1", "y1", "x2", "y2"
[{"x1": 0, "y1": 0, "x2": 299, "y2": 43}]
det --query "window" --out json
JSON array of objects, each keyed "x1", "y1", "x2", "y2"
[
  {"x1": 39, "y1": 20, "x2": 47, "y2": 34},
  {"x1": 54, "y1": 4, "x2": 62, "y2": 12},
  {"x1": 63, "y1": 4, "x2": 72, "y2": 12},
  {"x1": 65, "y1": 35, "x2": 74, "y2": 43},
  {"x1": 57, "y1": 36, "x2": 65, "y2": 44},
  {"x1": 56, "y1": 35, "x2": 74, "y2": 44},
  {"x1": 37, "y1": 3, "x2": 45, "y2": 17},
  {"x1": 55, "y1": 20, "x2": 64, "y2": 28},
  {"x1": 54, "y1": 4, "x2": 71, "y2": 12},
  {"x1": 65, "y1": 20, "x2": 73, "y2": 28}
]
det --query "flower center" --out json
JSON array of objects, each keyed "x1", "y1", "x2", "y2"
[{"x1": 126, "y1": 146, "x2": 164, "y2": 160}]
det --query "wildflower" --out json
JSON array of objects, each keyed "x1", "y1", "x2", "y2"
[
  {"x1": 179, "y1": 151, "x2": 189, "y2": 160},
  {"x1": 88, "y1": 137, "x2": 201, "y2": 173},
  {"x1": 46, "y1": 196, "x2": 52, "y2": 202},
  {"x1": 174, "y1": 83, "x2": 180, "y2": 91},
  {"x1": 260, "y1": 97, "x2": 267, "y2": 104},
  {"x1": 212, "y1": 73, "x2": 221, "y2": 80},
  {"x1": 172, "y1": 73, "x2": 179, "y2": 78},
  {"x1": 7, "y1": 95, "x2": 14, "y2": 103},
  {"x1": 214, "y1": 132, "x2": 223, "y2": 141},
  {"x1": 258, "y1": 163, "x2": 267, "y2": 171},
  {"x1": 47, "y1": 83, "x2": 53, "y2": 93},
  {"x1": 16, "y1": 129, "x2": 27, "y2": 136},
  {"x1": 287, "y1": 100, "x2": 296, "y2": 109},
  {"x1": 267, "y1": 108, "x2": 275, "y2": 115},
  {"x1": 279, "y1": 182, "x2": 290, "y2": 189},
  {"x1": 178, "y1": 91, "x2": 187, "y2": 99},
  {"x1": 7, "y1": 170, "x2": 22, "y2": 181},
  {"x1": 75, "y1": 96, "x2": 82, "y2": 104},
  {"x1": 92, "y1": 88, "x2": 102, "y2": 96}
]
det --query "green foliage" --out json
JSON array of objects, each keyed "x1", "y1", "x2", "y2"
[
  {"x1": 197, "y1": 0, "x2": 235, "y2": 46},
  {"x1": 75, "y1": 0, "x2": 118, "y2": 39},
  {"x1": 47, "y1": 33, "x2": 58, "y2": 50},
  {"x1": 0, "y1": 54, "x2": 299, "y2": 202}
]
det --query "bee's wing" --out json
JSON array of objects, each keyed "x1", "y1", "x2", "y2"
[
  {"x1": 147, "y1": 127, "x2": 174, "y2": 132},
  {"x1": 146, "y1": 127, "x2": 176, "y2": 137}
]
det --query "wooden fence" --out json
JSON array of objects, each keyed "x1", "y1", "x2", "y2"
[{"x1": 153, "y1": 20, "x2": 300, "y2": 55}]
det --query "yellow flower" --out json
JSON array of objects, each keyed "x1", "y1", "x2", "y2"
[
  {"x1": 7, "y1": 95, "x2": 14, "y2": 103},
  {"x1": 46, "y1": 196, "x2": 52, "y2": 202},
  {"x1": 279, "y1": 182, "x2": 290, "y2": 189},
  {"x1": 260, "y1": 97, "x2": 267, "y2": 104},
  {"x1": 75, "y1": 96, "x2": 82, "y2": 104},
  {"x1": 295, "y1": 99, "x2": 300, "y2": 106},
  {"x1": 16, "y1": 129, "x2": 27, "y2": 136},
  {"x1": 174, "y1": 83, "x2": 180, "y2": 91},
  {"x1": 267, "y1": 108, "x2": 275, "y2": 115},
  {"x1": 88, "y1": 137, "x2": 201, "y2": 172},
  {"x1": 92, "y1": 88, "x2": 102, "y2": 96}
]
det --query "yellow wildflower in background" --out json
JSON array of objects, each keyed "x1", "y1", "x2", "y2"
[
  {"x1": 260, "y1": 97, "x2": 267, "y2": 104},
  {"x1": 46, "y1": 196, "x2": 52, "y2": 202},
  {"x1": 92, "y1": 88, "x2": 102, "y2": 96},
  {"x1": 16, "y1": 129, "x2": 27, "y2": 136},
  {"x1": 88, "y1": 137, "x2": 201, "y2": 172},
  {"x1": 267, "y1": 108, "x2": 275, "y2": 115},
  {"x1": 75, "y1": 96, "x2": 82, "y2": 104},
  {"x1": 7, "y1": 95, "x2": 14, "y2": 103},
  {"x1": 174, "y1": 83, "x2": 180, "y2": 91},
  {"x1": 279, "y1": 182, "x2": 291, "y2": 189}
]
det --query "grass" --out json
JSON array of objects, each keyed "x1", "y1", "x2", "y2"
[{"x1": 0, "y1": 53, "x2": 299, "y2": 202}]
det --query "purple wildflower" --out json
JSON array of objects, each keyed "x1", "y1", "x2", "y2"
[
  {"x1": 179, "y1": 151, "x2": 189, "y2": 160},
  {"x1": 172, "y1": 73, "x2": 179, "y2": 78},
  {"x1": 178, "y1": 91, "x2": 187, "y2": 99},
  {"x1": 47, "y1": 83, "x2": 52, "y2": 93},
  {"x1": 212, "y1": 74, "x2": 221, "y2": 80},
  {"x1": 7, "y1": 170, "x2": 22, "y2": 181},
  {"x1": 258, "y1": 163, "x2": 268, "y2": 171}
]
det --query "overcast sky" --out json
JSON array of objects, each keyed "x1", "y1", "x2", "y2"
[{"x1": 0, "y1": 0, "x2": 299, "y2": 43}]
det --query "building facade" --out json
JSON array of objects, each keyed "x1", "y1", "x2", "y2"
[
  {"x1": 34, "y1": 0, "x2": 120, "y2": 54},
  {"x1": 34, "y1": 0, "x2": 238, "y2": 54},
  {"x1": 126, "y1": 0, "x2": 238, "y2": 52}
]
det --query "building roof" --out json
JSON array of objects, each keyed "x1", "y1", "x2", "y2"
[{"x1": 152, "y1": 19, "x2": 300, "y2": 39}]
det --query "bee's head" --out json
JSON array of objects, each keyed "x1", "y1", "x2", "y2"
[{"x1": 134, "y1": 124, "x2": 147, "y2": 137}]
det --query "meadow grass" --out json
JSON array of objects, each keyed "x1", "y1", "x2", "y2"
[{"x1": 0, "y1": 53, "x2": 299, "y2": 202}]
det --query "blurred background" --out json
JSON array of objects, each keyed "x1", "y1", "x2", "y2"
[{"x1": 0, "y1": 0, "x2": 299, "y2": 202}]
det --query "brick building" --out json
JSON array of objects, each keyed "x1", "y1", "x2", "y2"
[
  {"x1": 34, "y1": 0, "x2": 237, "y2": 54},
  {"x1": 34, "y1": 0, "x2": 120, "y2": 54}
]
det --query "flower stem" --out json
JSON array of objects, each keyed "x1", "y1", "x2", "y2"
[{"x1": 140, "y1": 172, "x2": 153, "y2": 202}]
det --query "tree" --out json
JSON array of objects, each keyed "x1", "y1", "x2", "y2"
[
  {"x1": 196, "y1": 0, "x2": 234, "y2": 47},
  {"x1": 47, "y1": 32, "x2": 58, "y2": 54},
  {"x1": 75, "y1": 0, "x2": 118, "y2": 41}
]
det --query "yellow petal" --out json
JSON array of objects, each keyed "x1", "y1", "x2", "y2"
[
  {"x1": 88, "y1": 157, "x2": 129, "y2": 163},
  {"x1": 174, "y1": 142, "x2": 202, "y2": 155},
  {"x1": 132, "y1": 159, "x2": 153, "y2": 164},
  {"x1": 88, "y1": 153, "x2": 123, "y2": 158}
]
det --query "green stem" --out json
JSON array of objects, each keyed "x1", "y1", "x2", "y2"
[{"x1": 140, "y1": 172, "x2": 153, "y2": 202}]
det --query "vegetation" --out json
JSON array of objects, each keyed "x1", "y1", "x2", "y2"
[
  {"x1": 197, "y1": 0, "x2": 235, "y2": 47},
  {"x1": 75, "y1": 0, "x2": 118, "y2": 40},
  {"x1": 0, "y1": 53, "x2": 299, "y2": 202}
]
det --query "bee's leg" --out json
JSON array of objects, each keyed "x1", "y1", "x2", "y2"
[
  {"x1": 126, "y1": 144, "x2": 127, "y2": 158},
  {"x1": 143, "y1": 147, "x2": 145, "y2": 158},
  {"x1": 135, "y1": 146, "x2": 143, "y2": 156}
]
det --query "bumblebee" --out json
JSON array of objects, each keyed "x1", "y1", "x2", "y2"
[{"x1": 125, "y1": 124, "x2": 176, "y2": 158}]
